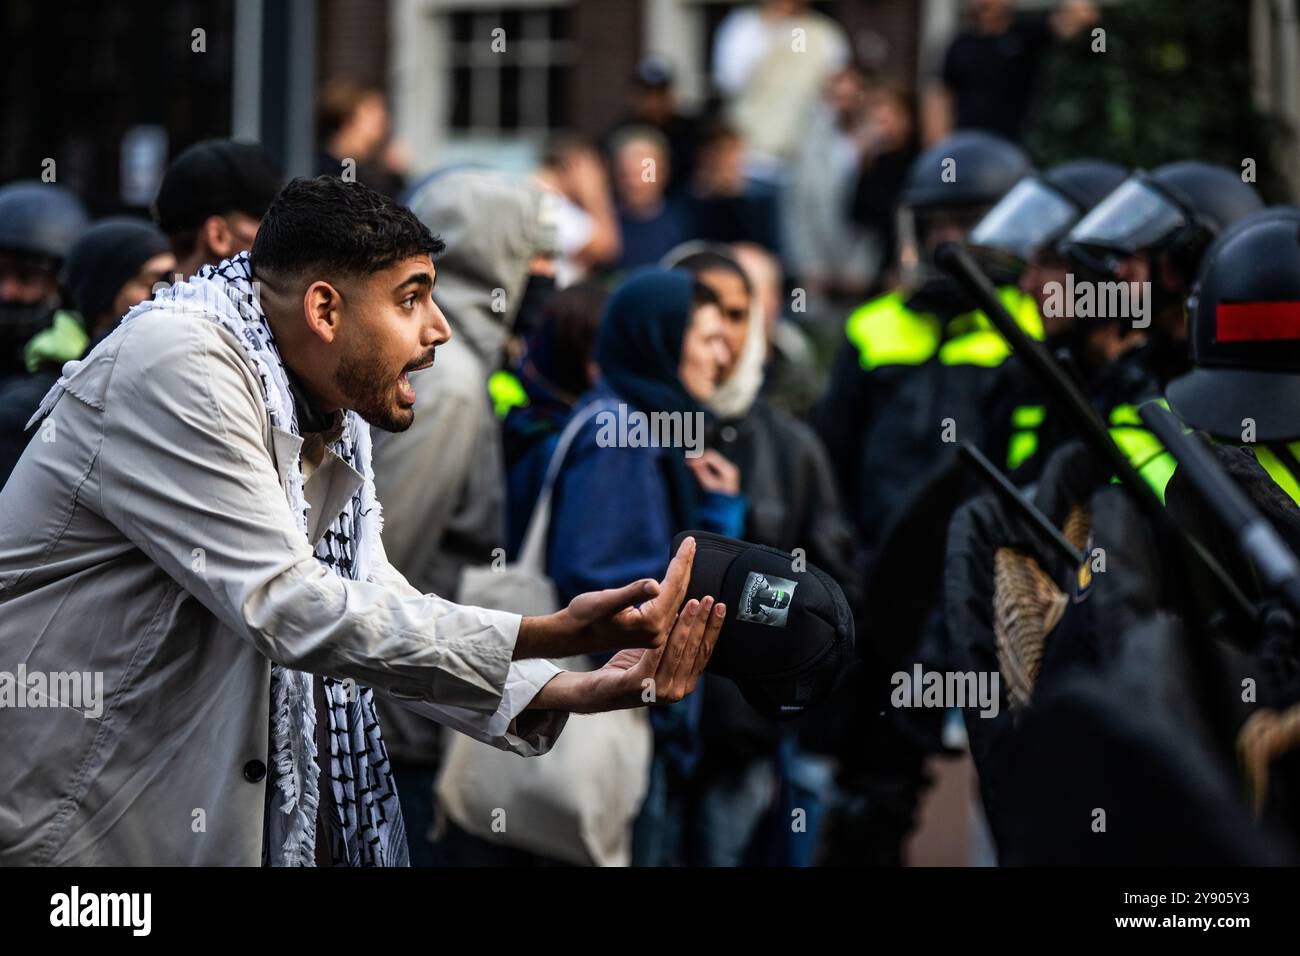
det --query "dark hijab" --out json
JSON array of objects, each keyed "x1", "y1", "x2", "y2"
[
  {"x1": 594, "y1": 266, "x2": 706, "y2": 526},
  {"x1": 596, "y1": 267, "x2": 702, "y2": 417}
]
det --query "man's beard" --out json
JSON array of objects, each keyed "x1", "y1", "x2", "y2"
[{"x1": 334, "y1": 340, "x2": 412, "y2": 433}]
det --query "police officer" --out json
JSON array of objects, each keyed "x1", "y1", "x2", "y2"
[
  {"x1": 1060, "y1": 160, "x2": 1263, "y2": 387},
  {"x1": 1013, "y1": 162, "x2": 1262, "y2": 500},
  {"x1": 0, "y1": 217, "x2": 175, "y2": 484},
  {"x1": 972, "y1": 160, "x2": 1131, "y2": 479},
  {"x1": 1167, "y1": 206, "x2": 1300, "y2": 507},
  {"x1": 814, "y1": 130, "x2": 1040, "y2": 546},
  {"x1": 0, "y1": 181, "x2": 88, "y2": 377}
]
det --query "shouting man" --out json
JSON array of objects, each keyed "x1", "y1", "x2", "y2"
[{"x1": 0, "y1": 177, "x2": 723, "y2": 866}]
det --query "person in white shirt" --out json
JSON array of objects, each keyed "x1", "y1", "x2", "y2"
[{"x1": 712, "y1": 0, "x2": 851, "y2": 181}]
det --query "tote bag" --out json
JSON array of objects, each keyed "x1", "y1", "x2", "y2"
[{"x1": 440, "y1": 400, "x2": 652, "y2": 865}]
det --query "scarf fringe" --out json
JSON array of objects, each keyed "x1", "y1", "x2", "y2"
[{"x1": 269, "y1": 668, "x2": 319, "y2": 866}]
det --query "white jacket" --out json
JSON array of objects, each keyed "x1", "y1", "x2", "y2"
[{"x1": 0, "y1": 307, "x2": 565, "y2": 865}]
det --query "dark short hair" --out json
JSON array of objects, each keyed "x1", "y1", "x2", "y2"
[
  {"x1": 317, "y1": 79, "x2": 383, "y2": 142},
  {"x1": 540, "y1": 279, "x2": 607, "y2": 396},
  {"x1": 250, "y1": 176, "x2": 444, "y2": 280}
]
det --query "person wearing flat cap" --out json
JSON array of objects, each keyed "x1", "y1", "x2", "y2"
[{"x1": 0, "y1": 217, "x2": 175, "y2": 485}]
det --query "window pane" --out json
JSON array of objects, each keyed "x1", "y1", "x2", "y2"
[
  {"x1": 547, "y1": 64, "x2": 569, "y2": 130},
  {"x1": 549, "y1": 6, "x2": 569, "y2": 40},
  {"x1": 450, "y1": 64, "x2": 472, "y2": 130},
  {"x1": 450, "y1": 10, "x2": 473, "y2": 44},
  {"x1": 500, "y1": 62, "x2": 520, "y2": 130},
  {"x1": 500, "y1": 9, "x2": 522, "y2": 52}
]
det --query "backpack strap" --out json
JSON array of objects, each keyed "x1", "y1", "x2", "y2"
[{"x1": 515, "y1": 398, "x2": 619, "y2": 574}]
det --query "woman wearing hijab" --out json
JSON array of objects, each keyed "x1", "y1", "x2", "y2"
[
  {"x1": 662, "y1": 242, "x2": 863, "y2": 867},
  {"x1": 541, "y1": 267, "x2": 745, "y2": 866},
  {"x1": 546, "y1": 268, "x2": 743, "y2": 599},
  {"x1": 663, "y1": 243, "x2": 860, "y2": 593}
]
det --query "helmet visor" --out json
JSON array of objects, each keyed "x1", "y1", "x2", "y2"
[
  {"x1": 1065, "y1": 177, "x2": 1187, "y2": 257},
  {"x1": 969, "y1": 178, "x2": 1079, "y2": 261}
]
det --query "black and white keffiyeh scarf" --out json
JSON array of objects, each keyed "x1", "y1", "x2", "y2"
[{"x1": 38, "y1": 252, "x2": 408, "y2": 866}]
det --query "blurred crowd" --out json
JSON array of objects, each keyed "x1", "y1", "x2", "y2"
[{"x1": 4, "y1": 0, "x2": 1298, "y2": 868}]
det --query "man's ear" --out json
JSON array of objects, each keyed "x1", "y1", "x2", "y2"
[
  {"x1": 201, "y1": 215, "x2": 234, "y2": 258},
  {"x1": 302, "y1": 280, "x2": 343, "y2": 344}
]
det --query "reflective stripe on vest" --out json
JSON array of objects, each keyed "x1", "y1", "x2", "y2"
[
  {"x1": 24, "y1": 309, "x2": 88, "y2": 374},
  {"x1": 1108, "y1": 400, "x2": 1177, "y2": 503},
  {"x1": 844, "y1": 286, "x2": 1043, "y2": 372},
  {"x1": 489, "y1": 369, "x2": 529, "y2": 419},
  {"x1": 1255, "y1": 443, "x2": 1300, "y2": 506},
  {"x1": 1006, "y1": 404, "x2": 1046, "y2": 470},
  {"x1": 844, "y1": 291, "x2": 939, "y2": 370}
]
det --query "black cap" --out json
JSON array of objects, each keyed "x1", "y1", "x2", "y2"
[
  {"x1": 153, "y1": 139, "x2": 282, "y2": 235},
  {"x1": 672, "y1": 530, "x2": 854, "y2": 720},
  {"x1": 1168, "y1": 206, "x2": 1300, "y2": 442},
  {"x1": 63, "y1": 217, "x2": 171, "y2": 322}
]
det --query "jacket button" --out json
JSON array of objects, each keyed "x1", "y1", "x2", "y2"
[{"x1": 243, "y1": 759, "x2": 266, "y2": 783}]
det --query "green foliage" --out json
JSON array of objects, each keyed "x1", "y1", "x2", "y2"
[{"x1": 1025, "y1": 0, "x2": 1291, "y2": 201}]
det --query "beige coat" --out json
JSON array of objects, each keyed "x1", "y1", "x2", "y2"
[{"x1": 0, "y1": 308, "x2": 566, "y2": 866}]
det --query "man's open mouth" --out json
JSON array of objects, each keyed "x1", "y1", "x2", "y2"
[{"x1": 397, "y1": 353, "x2": 435, "y2": 405}]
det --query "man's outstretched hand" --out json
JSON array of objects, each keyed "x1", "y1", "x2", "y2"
[
  {"x1": 576, "y1": 593, "x2": 724, "y2": 711},
  {"x1": 530, "y1": 592, "x2": 725, "y2": 714},
  {"x1": 514, "y1": 536, "x2": 701, "y2": 660},
  {"x1": 516, "y1": 536, "x2": 727, "y2": 714}
]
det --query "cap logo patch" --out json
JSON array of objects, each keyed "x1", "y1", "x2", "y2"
[{"x1": 736, "y1": 573, "x2": 797, "y2": 628}]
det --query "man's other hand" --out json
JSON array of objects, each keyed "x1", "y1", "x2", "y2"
[
  {"x1": 514, "y1": 536, "x2": 700, "y2": 660},
  {"x1": 529, "y1": 593, "x2": 725, "y2": 714}
]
